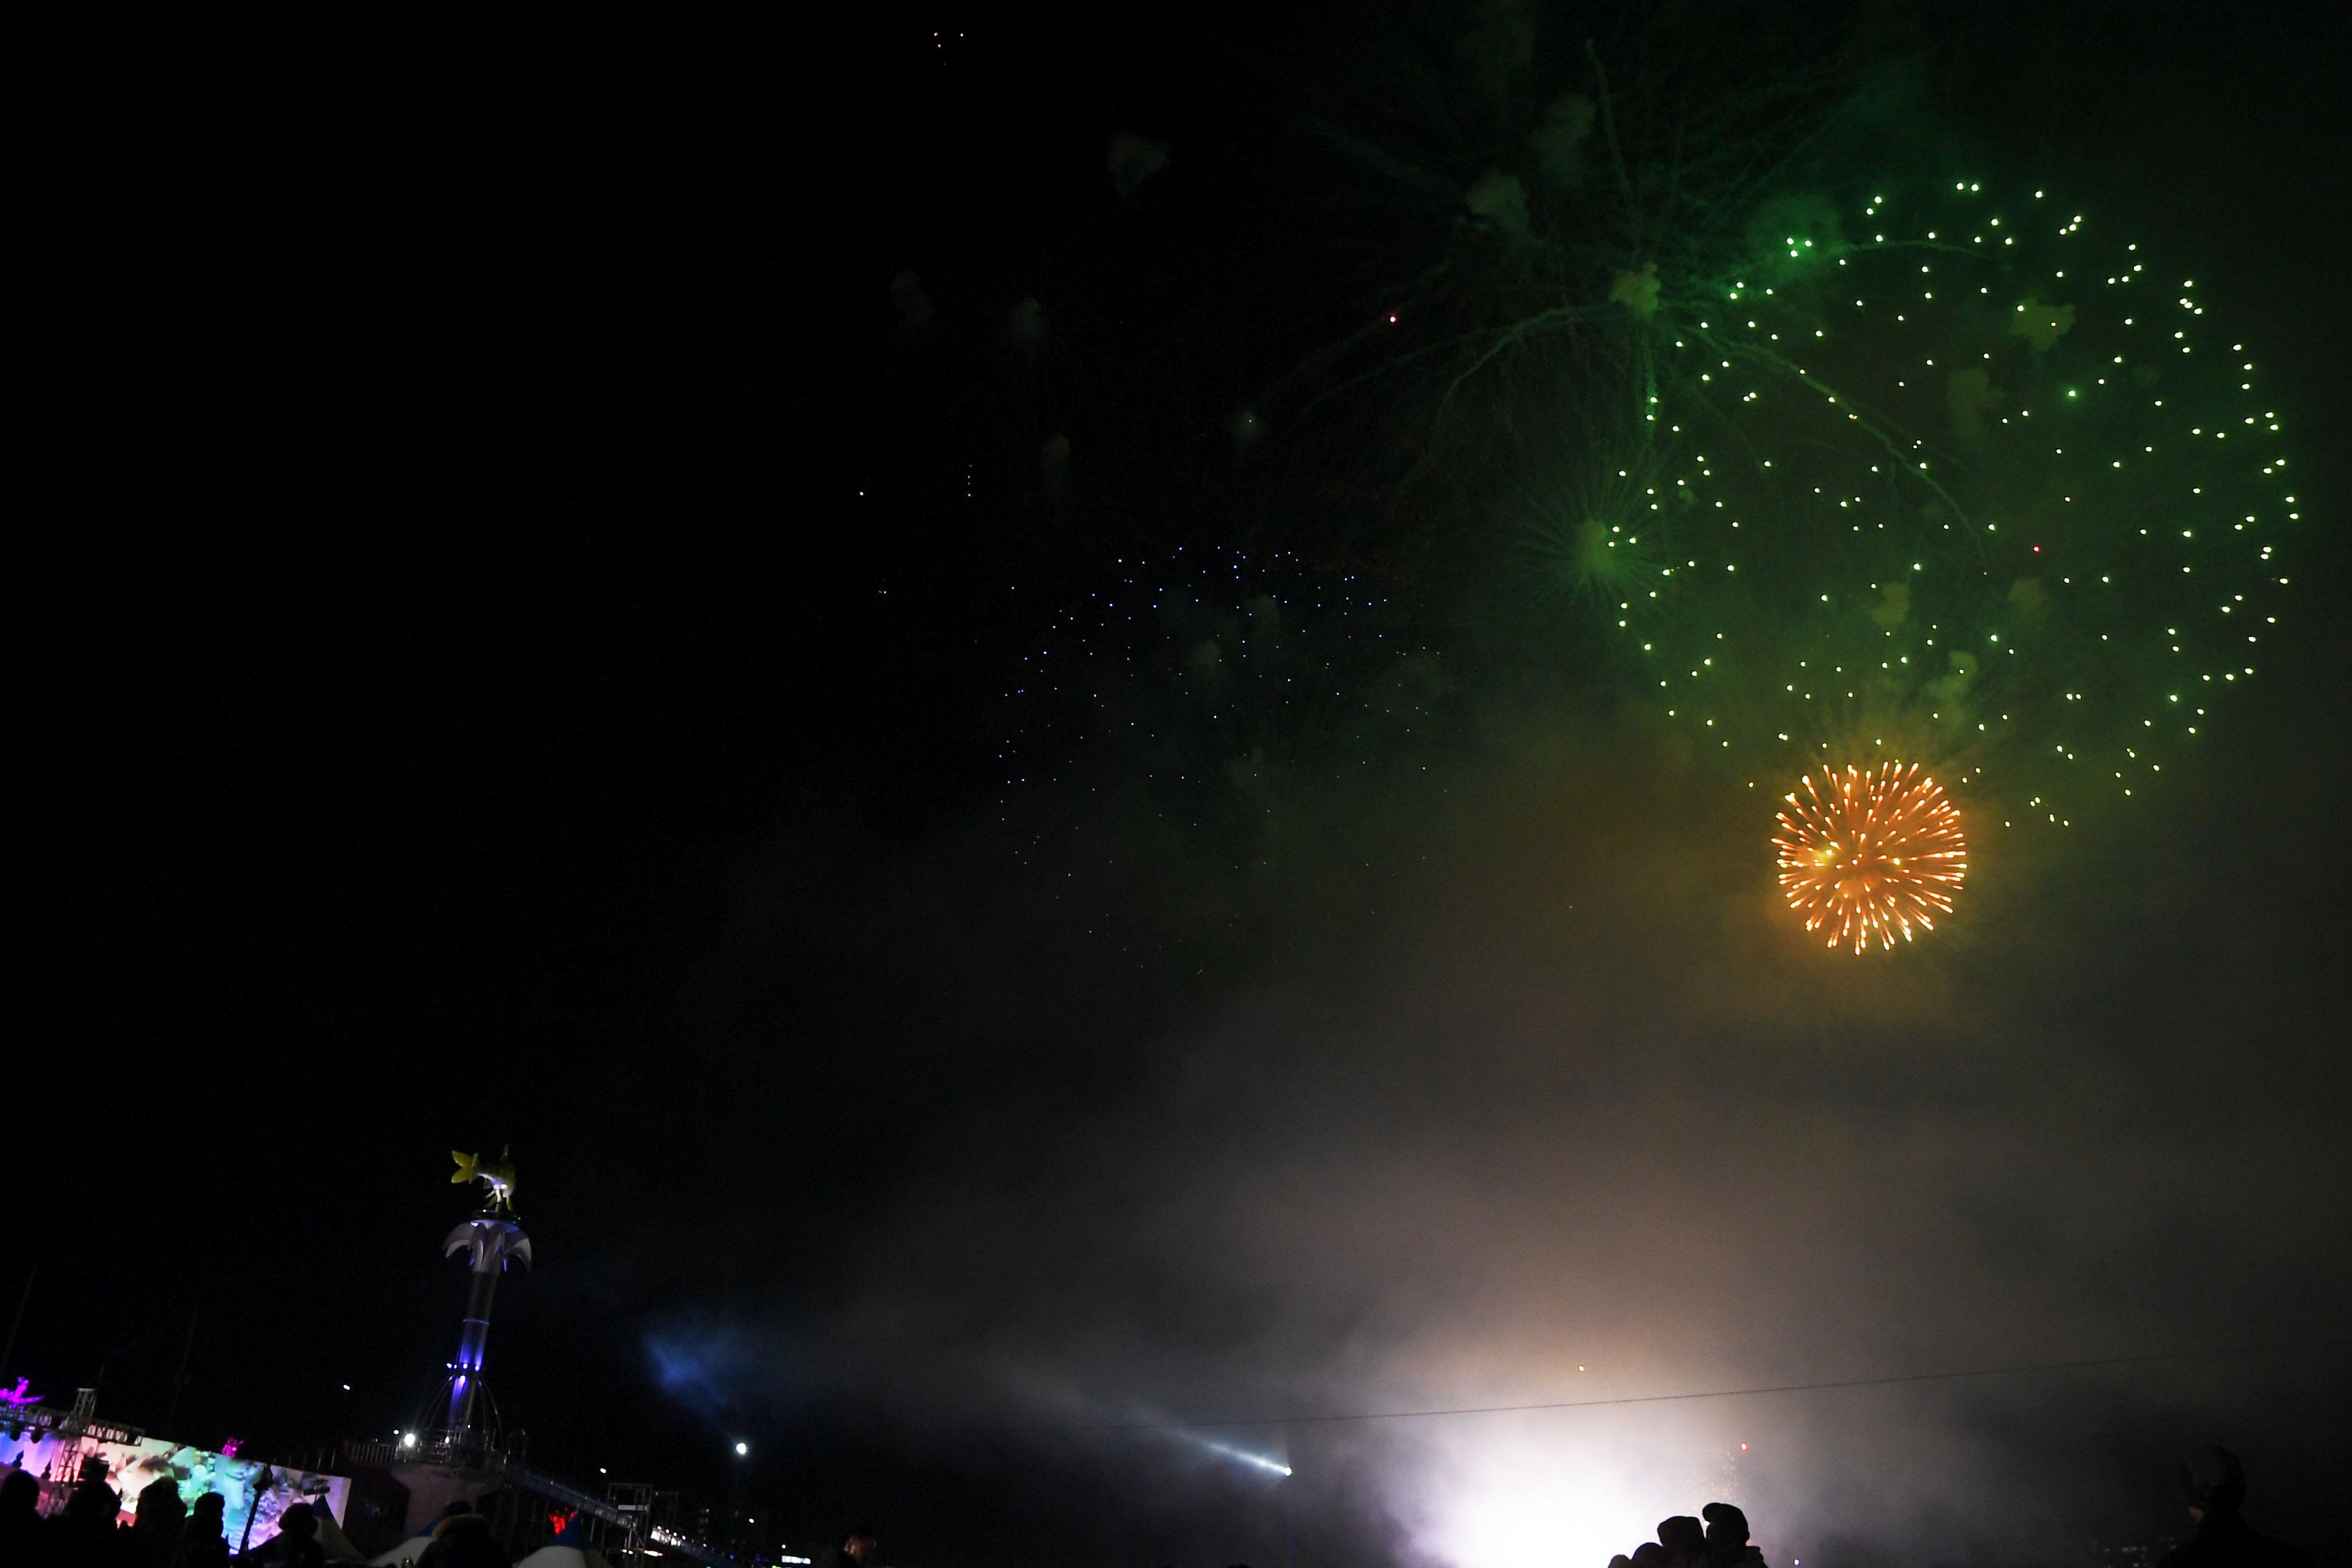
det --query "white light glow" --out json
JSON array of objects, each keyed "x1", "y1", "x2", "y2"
[{"x1": 1407, "y1": 1412, "x2": 1718, "y2": 1568}]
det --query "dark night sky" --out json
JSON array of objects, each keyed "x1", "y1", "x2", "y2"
[{"x1": 19, "y1": 5, "x2": 2352, "y2": 1566}]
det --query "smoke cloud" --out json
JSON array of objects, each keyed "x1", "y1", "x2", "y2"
[{"x1": 632, "y1": 694, "x2": 2350, "y2": 1565}]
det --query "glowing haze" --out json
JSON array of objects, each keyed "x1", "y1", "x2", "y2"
[{"x1": 622, "y1": 704, "x2": 2347, "y2": 1565}]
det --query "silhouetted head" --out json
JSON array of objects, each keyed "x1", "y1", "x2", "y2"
[
  {"x1": 63, "y1": 1476, "x2": 120, "y2": 1530},
  {"x1": 1702, "y1": 1502, "x2": 1751, "y2": 1553},
  {"x1": 277, "y1": 1502, "x2": 318, "y2": 1542},
  {"x1": 843, "y1": 1527, "x2": 879, "y2": 1564},
  {"x1": 1658, "y1": 1516, "x2": 1705, "y2": 1553},
  {"x1": 134, "y1": 1477, "x2": 187, "y2": 1533},
  {"x1": 1, "y1": 1467, "x2": 39, "y2": 1516},
  {"x1": 188, "y1": 1492, "x2": 228, "y2": 1539},
  {"x1": 1630, "y1": 1545, "x2": 1667, "y2": 1567},
  {"x1": 434, "y1": 1511, "x2": 489, "y2": 1541},
  {"x1": 2180, "y1": 1446, "x2": 2248, "y2": 1521}
]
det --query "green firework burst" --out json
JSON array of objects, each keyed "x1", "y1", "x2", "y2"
[{"x1": 1591, "y1": 179, "x2": 2298, "y2": 826}]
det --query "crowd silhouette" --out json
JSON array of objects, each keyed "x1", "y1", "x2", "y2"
[
  {"x1": 1598, "y1": 1452, "x2": 2314, "y2": 1568},
  {"x1": 1606, "y1": 1501, "x2": 1766, "y2": 1568},
  {"x1": 3, "y1": 1445, "x2": 2320, "y2": 1568},
  {"x1": 0, "y1": 1464, "x2": 324, "y2": 1568},
  {"x1": 2161, "y1": 1448, "x2": 2315, "y2": 1568}
]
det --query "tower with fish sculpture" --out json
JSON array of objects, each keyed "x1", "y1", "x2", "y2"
[{"x1": 436, "y1": 1148, "x2": 531, "y2": 1442}]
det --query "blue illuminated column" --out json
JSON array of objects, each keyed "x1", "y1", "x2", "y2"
[{"x1": 438, "y1": 1206, "x2": 531, "y2": 1438}]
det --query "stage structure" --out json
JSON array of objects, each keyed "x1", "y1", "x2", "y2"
[{"x1": 0, "y1": 1392, "x2": 346, "y2": 1543}]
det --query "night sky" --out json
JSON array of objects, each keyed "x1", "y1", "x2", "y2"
[{"x1": 19, "y1": 6, "x2": 2352, "y2": 1567}]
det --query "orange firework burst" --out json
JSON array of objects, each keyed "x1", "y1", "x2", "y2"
[{"x1": 1774, "y1": 761, "x2": 1968, "y2": 954}]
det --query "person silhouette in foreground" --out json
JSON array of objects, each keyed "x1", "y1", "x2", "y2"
[
  {"x1": 814, "y1": 1525, "x2": 879, "y2": 1568},
  {"x1": 117, "y1": 1478, "x2": 188, "y2": 1568},
  {"x1": 50, "y1": 1472, "x2": 122, "y2": 1568},
  {"x1": 2157, "y1": 1448, "x2": 2313, "y2": 1567},
  {"x1": 413, "y1": 1503, "x2": 511, "y2": 1568},
  {"x1": 173, "y1": 1493, "x2": 231, "y2": 1568},
  {"x1": 1701, "y1": 1502, "x2": 1766, "y2": 1567},
  {"x1": 242, "y1": 1503, "x2": 323, "y2": 1568},
  {"x1": 1656, "y1": 1514, "x2": 1706, "y2": 1568},
  {"x1": 1610, "y1": 1505, "x2": 1764, "y2": 1568},
  {"x1": 3, "y1": 1465, "x2": 53, "y2": 1568}
]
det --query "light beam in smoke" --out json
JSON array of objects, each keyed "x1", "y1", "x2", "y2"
[{"x1": 1199, "y1": 1436, "x2": 1293, "y2": 1476}]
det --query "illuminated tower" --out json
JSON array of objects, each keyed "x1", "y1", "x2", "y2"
[{"x1": 435, "y1": 1149, "x2": 531, "y2": 1443}]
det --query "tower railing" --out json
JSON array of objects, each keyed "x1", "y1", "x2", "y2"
[{"x1": 336, "y1": 1442, "x2": 738, "y2": 1567}]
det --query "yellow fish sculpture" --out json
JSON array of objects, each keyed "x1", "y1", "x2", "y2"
[{"x1": 450, "y1": 1147, "x2": 519, "y2": 1210}]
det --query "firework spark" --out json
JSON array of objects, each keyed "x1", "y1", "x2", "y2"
[
  {"x1": 1521, "y1": 180, "x2": 2295, "y2": 827},
  {"x1": 1774, "y1": 762, "x2": 1968, "y2": 953}
]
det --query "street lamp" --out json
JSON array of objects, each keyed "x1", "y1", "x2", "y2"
[{"x1": 728, "y1": 1438, "x2": 754, "y2": 1549}]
